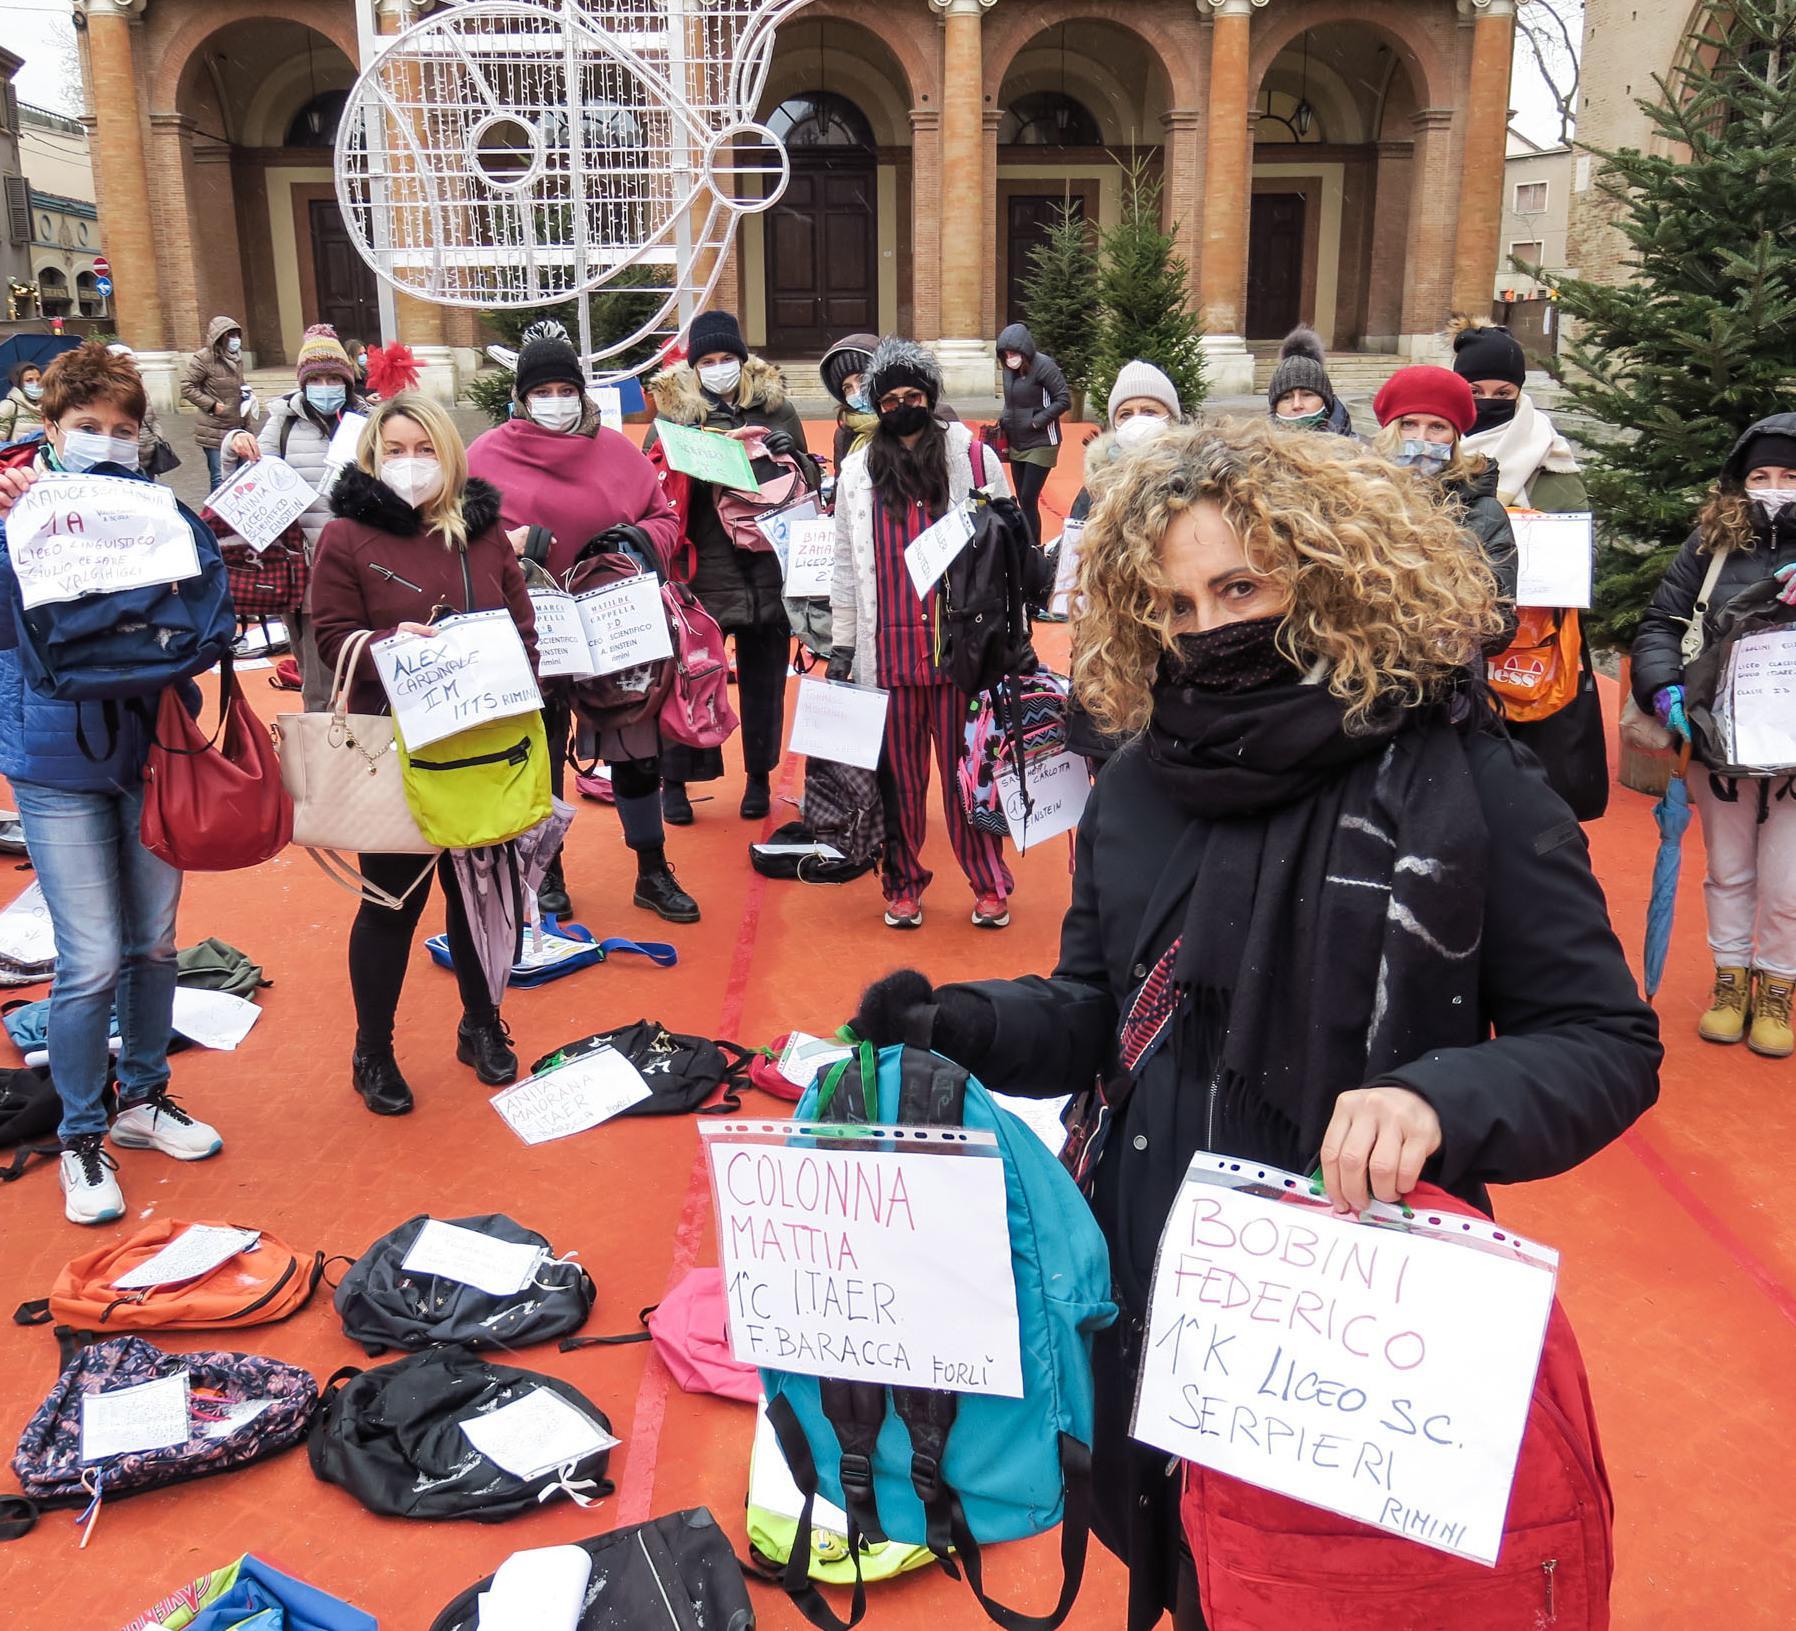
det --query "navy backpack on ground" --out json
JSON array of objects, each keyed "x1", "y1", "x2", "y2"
[{"x1": 764, "y1": 1035, "x2": 1117, "y2": 1630}]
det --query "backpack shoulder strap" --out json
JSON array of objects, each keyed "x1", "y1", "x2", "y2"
[
  {"x1": 278, "y1": 410, "x2": 298, "y2": 461},
  {"x1": 1682, "y1": 546, "x2": 1732, "y2": 665}
]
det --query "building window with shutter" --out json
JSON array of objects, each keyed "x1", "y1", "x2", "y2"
[{"x1": 1514, "y1": 180, "x2": 1549, "y2": 214}]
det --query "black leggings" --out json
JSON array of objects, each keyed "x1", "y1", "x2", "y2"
[
  {"x1": 350, "y1": 852, "x2": 490, "y2": 1049},
  {"x1": 1008, "y1": 458, "x2": 1053, "y2": 548}
]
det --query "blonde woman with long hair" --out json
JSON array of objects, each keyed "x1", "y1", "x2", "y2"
[
  {"x1": 840, "y1": 420, "x2": 1659, "y2": 1629},
  {"x1": 310, "y1": 391, "x2": 540, "y2": 1116}
]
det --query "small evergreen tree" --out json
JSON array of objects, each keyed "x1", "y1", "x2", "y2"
[
  {"x1": 1091, "y1": 158, "x2": 1207, "y2": 419},
  {"x1": 1019, "y1": 203, "x2": 1102, "y2": 402},
  {"x1": 1550, "y1": 0, "x2": 1796, "y2": 648}
]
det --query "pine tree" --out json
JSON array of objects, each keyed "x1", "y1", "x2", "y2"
[
  {"x1": 1550, "y1": 0, "x2": 1796, "y2": 647},
  {"x1": 1018, "y1": 202, "x2": 1102, "y2": 400},
  {"x1": 1091, "y1": 158, "x2": 1207, "y2": 419}
]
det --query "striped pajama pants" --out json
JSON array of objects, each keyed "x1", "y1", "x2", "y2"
[{"x1": 879, "y1": 682, "x2": 1014, "y2": 904}]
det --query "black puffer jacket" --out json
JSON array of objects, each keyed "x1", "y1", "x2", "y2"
[
  {"x1": 996, "y1": 322, "x2": 1070, "y2": 455},
  {"x1": 1441, "y1": 459, "x2": 1519, "y2": 650},
  {"x1": 1631, "y1": 412, "x2": 1796, "y2": 709}
]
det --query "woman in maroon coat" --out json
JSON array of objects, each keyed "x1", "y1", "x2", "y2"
[{"x1": 310, "y1": 393, "x2": 539, "y2": 1117}]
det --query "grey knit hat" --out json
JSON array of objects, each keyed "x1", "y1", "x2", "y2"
[
  {"x1": 1107, "y1": 360, "x2": 1181, "y2": 425},
  {"x1": 1266, "y1": 326, "x2": 1334, "y2": 411},
  {"x1": 863, "y1": 336, "x2": 943, "y2": 410}
]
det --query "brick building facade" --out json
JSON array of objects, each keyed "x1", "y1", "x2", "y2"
[{"x1": 73, "y1": 0, "x2": 1519, "y2": 405}]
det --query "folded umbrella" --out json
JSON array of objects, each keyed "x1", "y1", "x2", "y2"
[
  {"x1": 1644, "y1": 747, "x2": 1694, "y2": 998},
  {"x1": 448, "y1": 798, "x2": 575, "y2": 1010}
]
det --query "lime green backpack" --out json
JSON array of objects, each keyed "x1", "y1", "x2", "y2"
[{"x1": 395, "y1": 712, "x2": 551, "y2": 849}]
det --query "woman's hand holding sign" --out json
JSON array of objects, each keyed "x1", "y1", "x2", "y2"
[
  {"x1": 0, "y1": 463, "x2": 38, "y2": 521},
  {"x1": 1318, "y1": 1083, "x2": 1443, "y2": 1214}
]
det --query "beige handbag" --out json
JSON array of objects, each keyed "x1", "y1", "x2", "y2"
[{"x1": 273, "y1": 630, "x2": 437, "y2": 907}]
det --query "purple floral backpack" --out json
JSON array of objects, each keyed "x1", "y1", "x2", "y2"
[{"x1": 9, "y1": 1336, "x2": 316, "y2": 1533}]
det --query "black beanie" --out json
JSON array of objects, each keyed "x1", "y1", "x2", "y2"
[
  {"x1": 1451, "y1": 323, "x2": 1527, "y2": 388},
  {"x1": 513, "y1": 321, "x2": 584, "y2": 400},
  {"x1": 688, "y1": 309, "x2": 748, "y2": 363},
  {"x1": 1742, "y1": 432, "x2": 1796, "y2": 476}
]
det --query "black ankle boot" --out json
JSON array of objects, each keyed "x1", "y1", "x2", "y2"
[
  {"x1": 352, "y1": 1047, "x2": 414, "y2": 1116},
  {"x1": 739, "y1": 774, "x2": 771, "y2": 820},
  {"x1": 537, "y1": 853, "x2": 571, "y2": 919},
  {"x1": 633, "y1": 862, "x2": 701, "y2": 923},
  {"x1": 456, "y1": 1009, "x2": 518, "y2": 1085},
  {"x1": 662, "y1": 782, "x2": 694, "y2": 826}
]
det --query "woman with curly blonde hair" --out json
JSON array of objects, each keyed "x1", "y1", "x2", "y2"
[{"x1": 843, "y1": 420, "x2": 1660, "y2": 1629}]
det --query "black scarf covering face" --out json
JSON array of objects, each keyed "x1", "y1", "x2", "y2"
[{"x1": 1144, "y1": 663, "x2": 1488, "y2": 1167}]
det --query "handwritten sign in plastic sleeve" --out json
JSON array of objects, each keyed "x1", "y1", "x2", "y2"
[
  {"x1": 112, "y1": 1226, "x2": 261, "y2": 1291},
  {"x1": 595, "y1": 387, "x2": 624, "y2": 434},
  {"x1": 372, "y1": 609, "x2": 542, "y2": 752},
  {"x1": 787, "y1": 677, "x2": 888, "y2": 771},
  {"x1": 996, "y1": 751, "x2": 1091, "y2": 852},
  {"x1": 81, "y1": 1372, "x2": 191, "y2": 1463},
  {"x1": 783, "y1": 517, "x2": 837, "y2": 598},
  {"x1": 206, "y1": 455, "x2": 316, "y2": 551},
  {"x1": 1510, "y1": 511, "x2": 1593, "y2": 609},
  {"x1": 490, "y1": 1046, "x2": 653, "y2": 1145},
  {"x1": 1049, "y1": 518, "x2": 1086, "y2": 617},
  {"x1": 703, "y1": 1121, "x2": 1023, "y2": 1397},
  {"x1": 322, "y1": 411, "x2": 368, "y2": 474},
  {"x1": 401, "y1": 1219, "x2": 544, "y2": 1296},
  {"x1": 1132, "y1": 1155, "x2": 1558, "y2": 1566},
  {"x1": 6, "y1": 474, "x2": 199, "y2": 609},
  {"x1": 904, "y1": 504, "x2": 976, "y2": 599},
  {"x1": 574, "y1": 575, "x2": 674, "y2": 675},
  {"x1": 654, "y1": 418, "x2": 760, "y2": 491},
  {"x1": 1725, "y1": 626, "x2": 1796, "y2": 771},
  {"x1": 756, "y1": 499, "x2": 819, "y2": 564},
  {"x1": 528, "y1": 587, "x2": 593, "y2": 679}
]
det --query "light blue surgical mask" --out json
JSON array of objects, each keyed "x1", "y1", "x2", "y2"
[
  {"x1": 847, "y1": 389, "x2": 870, "y2": 414},
  {"x1": 22, "y1": 382, "x2": 42, "y2": 401},
  {"x1": 1395, "y1": 438, "x2": 1450, "y2": 474},
  {"x1": 60, "y1": 429, "x2": 141, "y2": 473},
  {"x1": 304, "y1": 381, "x2": 347, "y2": 416}
]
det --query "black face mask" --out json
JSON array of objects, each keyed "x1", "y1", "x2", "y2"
[
  {"x1": 878, "y1": 404, "x2": 932, "y2": 438},
  {"x1": 1471, "y1": 396, "x2": 1519, "y2": 436},
  {"x1": 1163, "y1": 616, "x2": 1294, "y2": 695}
]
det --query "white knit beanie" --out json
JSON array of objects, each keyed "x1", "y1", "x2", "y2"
[{"x1": 1107, "y1": 360, "x2": 1181, "y2": 425}]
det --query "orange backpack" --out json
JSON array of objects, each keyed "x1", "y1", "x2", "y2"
[
  {"x1": 12, "y1": 1218, "x2": 323, "y2": 1335},
  {"x1": 1486, "y1": 606, "x2": 1583, "y2": 722}
]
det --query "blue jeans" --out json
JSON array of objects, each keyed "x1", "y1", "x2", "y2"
[
  {"x1": 204, "y1": 445, "x2": 224, "y2": 490},
  {"x1": 11, "y1": 780, "x2": 183, "y2": 1142}
]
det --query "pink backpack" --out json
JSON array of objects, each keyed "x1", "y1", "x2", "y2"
[
  {"x1": 563, "y1": 1268, "x2": 758, "y2": 1404},
  {"x1": 713, "y1": 431, "x2": 812, "y2": 552},
  {"x1": 659, "y1": 582, "x2": 740, "y2": 749}
]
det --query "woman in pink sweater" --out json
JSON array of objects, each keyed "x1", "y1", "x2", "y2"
[{"x1": 467, "y1": 324, "x2": 698, "y2": 924}]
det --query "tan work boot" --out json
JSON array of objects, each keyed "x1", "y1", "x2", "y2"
[
  {"x1": 1749, "y1": 972, "x2": 1794, "y2": 1059},
  {"x1": 1698, "y1": 966, "x2": 1751, "y2": 1044}
]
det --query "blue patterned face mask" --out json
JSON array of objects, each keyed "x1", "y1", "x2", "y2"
[
  {"x1": 1395, "y1": 438, "x2": 1450, "y2": 474},
  {"x1": 1275, "y1": 408, "x2": 1328, "y2": 432}
]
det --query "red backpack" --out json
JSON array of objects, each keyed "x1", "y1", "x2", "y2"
[
  {"x1": 659, "y1": 580, "x2": 739, "y2": 749},
  {"x1": 1180, "y1": 1183, "x2": 1614, "y2": 1630}
]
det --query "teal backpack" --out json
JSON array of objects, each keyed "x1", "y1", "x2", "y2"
[{"x1": 763, "y1": 1032, "x2": 1117, "y2": 1630}]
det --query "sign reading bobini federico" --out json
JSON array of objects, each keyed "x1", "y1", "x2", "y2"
[
  {"x1": 702, "y1": 1121, "x2": 1023, "y2": 1398},
  {"x1": 1131, "y1": 1154, "x2": 1558, "y2": 1566}
]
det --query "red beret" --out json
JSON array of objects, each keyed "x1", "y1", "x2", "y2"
[{"x1": 1372, "y1": 366, "x2": 1476, "y2": 437}]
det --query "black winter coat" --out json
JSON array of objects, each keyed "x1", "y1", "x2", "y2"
[
  {"x1": 1631, "y1": 413, "x2": 1796, "y2": 713},
  {"x1": 645, "y1": 358, "x2": 817, "y2": 632},
  {"x1": 1442, "y1": 460, "x2": 1519, "y2": 649},
  {"x1": 996, "y1": 322, "x2": 1070, "y2": 455},
  {"x1": 954, "y1": 725, "x2": 1660, "y2": 1313}
]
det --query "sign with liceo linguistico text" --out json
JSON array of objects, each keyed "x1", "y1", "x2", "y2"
[
  {"x1": 1131, "y1": 1154, "x2": 1558, "y2": 1566},
  {"x1": 702, "y1": 1121, "x2": 1023, "y2": 1398}
]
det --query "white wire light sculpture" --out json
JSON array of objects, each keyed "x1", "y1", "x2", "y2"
[{"x1": 334, "y1": 0, "x2": 808, "y2": 380}]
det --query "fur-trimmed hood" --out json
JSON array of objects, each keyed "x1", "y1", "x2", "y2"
[
  {"x1": 648, "y1": 356, "x2": 787, "y2": 425},
  {"x1": 328, "y1": 466, "x2": 503, "y2": 539}
]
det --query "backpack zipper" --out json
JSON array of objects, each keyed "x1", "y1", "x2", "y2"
[
  {"x1": 1205, "y1": 1063, "x2": 1221, "y2": 1148},
  {"x1": 1541, "y1": 1557, "x2": 1557, "y2": 1621},
  {"x1": 637, "y1": 1530, "x2": 681, "y2": 1627},
  {"x1": 369, "y1": 562, "x2": 421, "y2": 591},
  {"x1": 407, "y1": 737, "x2": 532, "y2": 772}
]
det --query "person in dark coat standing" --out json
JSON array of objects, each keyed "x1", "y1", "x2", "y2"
[
  {"x1": 645, "y1": 310, "x2": 818, "y2": 824},
  {"x1": 1265, "y1": 325, "x2": 1354, "y2": 436},
  {"x1": 310, "y1": 393, "x2": 540, "y2": 1117},
  {"x1": 1631, "y1": 413, "x2": 1796, "y2": 1057},
  {"x1": 845, "y1": 420, "x2": 1660, "y2": 1631},
  {"x1": 996, "y1": 321, "x2": 1070, "y2": 547}
]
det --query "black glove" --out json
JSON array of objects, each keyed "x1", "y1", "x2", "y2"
[
  {"x1": 825, "y1": 651, "x2": 854, "y2": 683},
  {"x1": 761, "y1": 429, "x2": 798, "y2": 458},
  {"x1": 849, "y1": 970, "x2": 995, "y2": 1065}
]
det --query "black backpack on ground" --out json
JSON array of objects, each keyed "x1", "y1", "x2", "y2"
[
  {"x1": 749, "y1": 758, "x2": 883, "y2": 884},
  {"x1": 530, "y1": 1020, "x2": 755, "y2": 1115},
  {"x1": 0, "y1": 1066, "x2": 116, "y2": 1185},
  {"x1": 332, "y1": 1213, "x2": 595, "y2": 1356},
  {"x1": 427, "y1": 1507, "x2": 755, "y2": 1631},
  {"x1": 307, "y1": 1345, "x2": 615, "y2": 1521}
]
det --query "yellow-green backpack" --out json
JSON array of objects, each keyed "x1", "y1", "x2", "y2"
[{"x1": 394, "y1": 712, "x2": 550, "y2": 849}]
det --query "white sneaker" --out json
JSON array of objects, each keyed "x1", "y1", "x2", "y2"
[
  {"x1": 110, "y1": 1094, "x2": 223, "y2": 1161},
  {"x1": 60, "y1": 1137, "x2": 125, "y2": 1226}
]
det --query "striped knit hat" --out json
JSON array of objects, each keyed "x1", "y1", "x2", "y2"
[{"x1": 295, "y1": 323, "x2": 354, "y2": 387}]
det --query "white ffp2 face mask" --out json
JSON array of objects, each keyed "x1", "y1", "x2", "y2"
[
  {"x1": 1113, "y1": 414, "x2": 1169, "y2": 450},
  {"x1": 527, "y1": 394, "x2": 583, "y2": 432},
  {"x1": 383, "y1": 457, "x2": 443, "y2": 507},
  {"x1": 697, "y1": 360, "x2": 742, "y2": 396}
]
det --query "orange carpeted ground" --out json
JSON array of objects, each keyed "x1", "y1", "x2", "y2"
[{"x1": 2, "y1": 438, "x2": 1793, "y2": 1630}]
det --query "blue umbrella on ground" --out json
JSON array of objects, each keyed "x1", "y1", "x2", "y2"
[{"x1": 1644, "y1": 746, "x2": 1694, "y2": 998}]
